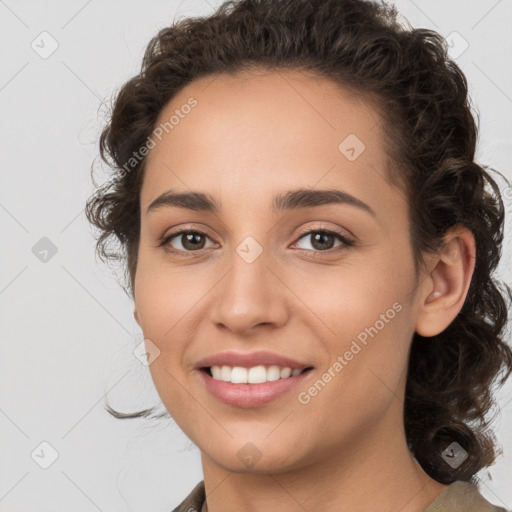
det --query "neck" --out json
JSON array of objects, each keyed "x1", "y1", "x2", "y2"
[{"x1": 200, "y1": 399, "x2": 447, "y2": 512}]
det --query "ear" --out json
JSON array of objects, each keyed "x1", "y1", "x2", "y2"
[{"x1": 415, "y1": 225, "x2": 476, "y2": 337}]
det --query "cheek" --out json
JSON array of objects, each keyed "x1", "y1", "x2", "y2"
[
  {"x1": 303, "y1": 244, "x2": 415, "y2": 390},
  {"x1": 132, "y1": 263, "x2": 197, "y2": 410},
  {"x1": 134, "y1": 262, "x2": 199, "y2": 417},
  {"x1": 299, "y1": 252, "x2": 412, "y2": 338},
  {"x1": 133, "y1": 248, "x2": 205, "y2": 339}
]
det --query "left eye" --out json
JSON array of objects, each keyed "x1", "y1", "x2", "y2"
[
  {"x1": 163, "y1": 230, "x2": 216, "y2": 252},
  {"x1": 292, "y1": 230, "x2": 352, "y2": 252}
]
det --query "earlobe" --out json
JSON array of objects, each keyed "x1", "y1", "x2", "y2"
[
  {"x1": 133, "y1": 308, "x2": 140, "y2": 326},
  {"x1": 415, "y1": 226, "x2": 476, "y2": 337}
]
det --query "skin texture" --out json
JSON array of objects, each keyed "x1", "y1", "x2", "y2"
[{"x1": 132, "y1": 69, "x2": 476, "y2": 512}]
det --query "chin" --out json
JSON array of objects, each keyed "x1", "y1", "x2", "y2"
[{"x1": 201, "y1": 437, "x2": 307, "y2": 474}]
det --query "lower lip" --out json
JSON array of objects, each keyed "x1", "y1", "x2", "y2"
[{"x1": 197, "y1": 368, "x2": 313, "y2": 408}]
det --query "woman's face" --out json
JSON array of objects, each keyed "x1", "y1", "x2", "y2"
[{"x1": 133, "y1": 69, "x2": 429, "y2": 474}]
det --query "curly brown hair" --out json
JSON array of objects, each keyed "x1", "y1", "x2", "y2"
[{"x1": 85, "y1": 0, "x2": 512, "y2": 485}]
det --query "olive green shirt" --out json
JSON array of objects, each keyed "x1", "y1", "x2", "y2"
[{"x1": 171, "y1": 479, "x2": 510, "y2": 512}]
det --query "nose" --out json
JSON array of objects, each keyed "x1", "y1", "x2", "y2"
[{"x1": 208, "y1": 247, "x2": 288, "y2": 336}]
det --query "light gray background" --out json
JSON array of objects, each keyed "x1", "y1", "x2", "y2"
[{"x1": 1, "y1": 0, "x2": 511, "y2": 511}]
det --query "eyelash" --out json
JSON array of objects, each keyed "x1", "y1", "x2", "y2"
[{"x1": 158, "y1": 225, "x2": 354, "y2": 259}]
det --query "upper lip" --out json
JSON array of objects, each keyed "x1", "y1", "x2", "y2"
[{"x1": 195, "y1": 351, "x2": 313, "y2": 371}]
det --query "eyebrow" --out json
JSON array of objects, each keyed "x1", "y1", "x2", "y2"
[{"x1": 146, "y1": 188, "x2": 376, "y2": 217}]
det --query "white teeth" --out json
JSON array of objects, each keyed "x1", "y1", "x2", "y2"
[
  {"x1": 220, "y1": 365, "x2": 231, "y2": 381},
  {"x1": 209, "y1": 365, "x2": 307, "y2": 384},
  {"x1": 248, "y1": 365, "x2": 267, "y2": 383},
  {"x1": 266, "y1": 365, "x2": 281, "y2": 382},
  {"x1": 231, "y1": 366, "x2": 248, "y2": 383},
  {"x1": 280, "y1": 367, "x2": 292, "y2": 378}
]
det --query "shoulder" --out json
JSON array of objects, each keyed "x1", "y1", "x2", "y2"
[
  {"x1": 169, "y1": 479, "x2": 511, "y2": 512},
  {"x1": 170, "y1": 480, "x2": 205, "y2": 512},
  {"x1": 424, "y1": 480, "x2": 509, "y2": 512}
]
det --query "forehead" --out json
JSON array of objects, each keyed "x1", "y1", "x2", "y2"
[{"x1": 141, "y1": 68, "x2": 401, "y2": 218}]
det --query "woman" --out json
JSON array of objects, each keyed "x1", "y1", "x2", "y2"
[{"x1": 85, "y1": 0, "x2": 512, "y2": 510}]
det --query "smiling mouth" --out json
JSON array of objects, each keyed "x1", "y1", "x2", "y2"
[{"x1": 200, "y1": 365, "x2": 314, "y2": 384}]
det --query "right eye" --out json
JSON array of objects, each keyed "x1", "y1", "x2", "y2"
[{"x1": 160, "y1": 229, "x2": 217, "y2": 255}]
